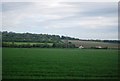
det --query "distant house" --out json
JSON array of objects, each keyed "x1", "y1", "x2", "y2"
[
  {"x1": 79, "y1": 45, "x2": 84, "y2": 49},
  {"x1": 95, "y1": 46, "x2": 102, "y2": 49}
]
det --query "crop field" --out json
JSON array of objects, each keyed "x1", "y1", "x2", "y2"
[
  {"x1": 62, "y1": 40, "x2": 118, "y2": 49},
  {"x1": 2, "y1": 48, "x2": 118, "y2": 79}
]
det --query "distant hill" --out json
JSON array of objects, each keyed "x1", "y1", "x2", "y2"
[
  {"x1": 1, "y1": 31, "x2": 79, "y2": 43},
  {"x1": 1, "y1": 31, "x2": 119, "y2": 49}
]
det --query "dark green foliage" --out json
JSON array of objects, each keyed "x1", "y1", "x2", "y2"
[
  {"x1": 2, "y1": 31, "x2": 79, "y2": 43},
  {"x1": 52, "y1": 43, "x2": 76, "y2": 48},
  {"x1": 2, "y1": 42, "x2": 76, "y2": 48},
  {"x1": 81, "y1": 39, "x2": 120, "y2": 44},
  {"x1": 2, "y1": 31, "x2": 120, "y2": 44},
  {"x1": 2, "y1": 42, "x2": 53, "y2": 48},
  {"x1": 103, "y1": 40, "x2": 120, "y2": 44},
  {"x1": 61, "y1": 36, "x2": 79, "y2": 40},
  {"x1": 2, "y1": 31, "x2": 61, "y2": 43}
]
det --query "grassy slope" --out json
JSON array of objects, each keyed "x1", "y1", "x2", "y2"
[
  {"x1": 3, "y1": 48, "x2": 118, "y2": 79},
  {"x1": 62, "y1": 40, "x2": 118, "y2": 48}
]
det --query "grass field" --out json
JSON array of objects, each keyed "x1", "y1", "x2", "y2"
[{"x1": 2, "y1": 48, "x2": 118, "y2": 79}]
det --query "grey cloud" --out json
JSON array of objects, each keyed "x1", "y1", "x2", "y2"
[
  {"x1": 2, "y1": 2, "x2": 118, "y2": 40},
  {"x1": 2, "y1": 2, "x2": 32, "y2": 12},
  {"x1": 63, "y1": 2, "x2": 118, "y2": 17}
]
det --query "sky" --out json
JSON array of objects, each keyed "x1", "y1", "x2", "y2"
[{"x1": 1, "y1": 0, "x2": 118, "y2": 40}]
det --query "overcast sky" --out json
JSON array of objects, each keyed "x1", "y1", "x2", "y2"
[{"x1": 1, "y1": 1, "x2": 118, "y2": 40}]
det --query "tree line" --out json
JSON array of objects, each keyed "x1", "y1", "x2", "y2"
[
  {"x1": 2, "y1": 31, "x2": 79, "y2": 43},
  {"x1": 2, "y1": 42, "x2": 76, "y2": 48},
  {"x1": 81, "y1": 39, "x2": 120, "y2": 44}
]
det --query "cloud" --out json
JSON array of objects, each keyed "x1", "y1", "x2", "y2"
[
  {"x1": 1, "y1": 0, "x2": 119, "y2": 2},
  {"x1": 1, "y1": 2, "x2": 118, "y2": 40}
]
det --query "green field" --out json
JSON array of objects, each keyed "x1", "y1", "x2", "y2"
[{"x1": 2, "y1": 48, "x2": 118, "y2": 79}]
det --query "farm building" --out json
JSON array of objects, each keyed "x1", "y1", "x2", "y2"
[
  {"x1": 79, "y1": 45, "x2": 84, "y2": 49},
  {"x1": 95, "y1": 46, "x2": 102, "y2": 49}
]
